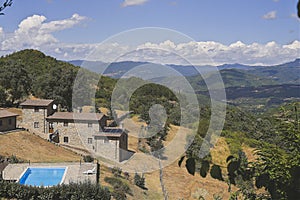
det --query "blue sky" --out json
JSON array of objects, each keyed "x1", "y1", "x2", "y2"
[{"x1": 0, "y1": 0, "x2": 299, "y2": 65}]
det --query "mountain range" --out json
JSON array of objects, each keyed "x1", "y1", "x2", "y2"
[{"x1": 68, "y1": 59, "x2": 300, "y2": 85}]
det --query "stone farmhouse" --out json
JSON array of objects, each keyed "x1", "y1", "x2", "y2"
[
  {"x1": 20, "y1": 99, "x2": 55, "y2": 134},
  {"x1": 20, "y1": 99, "x2": 131, "y2": 162},
  {"x1": 0, "y1": 110, "x2": 18, "y2": 132}
]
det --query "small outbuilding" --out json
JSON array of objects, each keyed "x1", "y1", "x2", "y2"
[{"x1": 0, "y1": 110, "x2": 18, "y2": 132}]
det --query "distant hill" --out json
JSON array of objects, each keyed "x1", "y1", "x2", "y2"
[
  {"x1": 188, "y1": 69, "x2": 276, "y2": 90},
  {"x1": 248, "y1": 58, "x2": 300, "y2": 84},
  {"x1": 68, "y1": 60, "x2": 149, "y2": 77},
  {"x1": 67, "y1": 59, "x2": 300, "y2": 85},
  {"x1": 217, "y1": 63, "x2": 257, "y2": 70}
]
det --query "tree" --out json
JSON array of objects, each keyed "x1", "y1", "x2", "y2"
[
  {"x1": 298, "y1": 0, "x2": 300, "y2": 18},
  {"x1": 226, "y1": 151, "x2": 256, "y2": 199},
  {"x1": 255, "y1": 104, "x2": 300, "y2": 199},
  {"x1": 0, "y1": 86, "x2": 7, "y2": 105},
  {"x1": 0, "y1": 0, "x2": 12, "y2": 15},
  {"x1": 134, "y1": 173, "x2": 145, "y2": 189},
  {"x1": 0, "y1": 61, "x2": 31, "y2": 105}
]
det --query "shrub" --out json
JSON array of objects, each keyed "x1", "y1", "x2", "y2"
[
  {"x1": 104, "y1": 176, "x2": 132, "y2": 199},
  {"x1": 83, "y1": 155, "x2": 94, "y2": 162},
  {"x1": 134, "y1": 173, "x2": 145, "y2": 189},
  {"x1": 210, "y1": 165, "x2": 224, "y2": 181},
  {"x1": 0, "y1": 180, "x2": 111, "y2": 200},
  {"x1": 104, "y1": 177, "x2": 131, "y2": 194},
  {"x1": 8, "y1": 155, "x2": 24, "y2": 163},
  {"x1": 123, "y1": 172, "x2": 130, "y2": 180},
  {"x1": 111, "y1": 167, "x2": 122, "y2": 177}
]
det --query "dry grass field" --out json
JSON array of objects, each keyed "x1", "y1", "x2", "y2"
[
  {"x1": 100, "y1": 116, "x2": 245, "y2": 200},
  {"x1": 0, "y1": 131, "x2": 81, "y2": 162}
]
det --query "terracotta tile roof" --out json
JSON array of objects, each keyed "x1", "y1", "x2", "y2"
[
  {"x1": 46, "y1": 112, "x2": 105, "y2": 121},
  {"x1": 20, "y1": 99, "x2": 54, "y2": 107},
  {"x1": 0, "y1": 110, "x2": 19, "y2": 118}
]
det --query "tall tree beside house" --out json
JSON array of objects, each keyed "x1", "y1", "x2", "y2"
[{"x1": 0, "y1": 60, "x2": 31, "y2": 105}]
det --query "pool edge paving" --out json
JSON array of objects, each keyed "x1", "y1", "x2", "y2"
[{"x1": 2, "y1": 163, "x2": 97, "y2": 185}]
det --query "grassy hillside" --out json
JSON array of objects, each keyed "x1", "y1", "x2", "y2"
[{"x1": 0, "y1": 131, "x2": 81, "y2": 162}]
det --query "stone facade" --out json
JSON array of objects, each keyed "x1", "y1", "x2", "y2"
[
  {"x1": 20, "y1": 99, "x2": 131, "y2": 162},
  {"x1": 20, "y1": 100, "x2": 54, "y2": 139},
  {"x1": 93, "y1": 133, "x2": 132, "y2": 162},
  {"x1": 46, "y1": 113, "x2": 130, "y2": 162},
  {"x1": 47, "y1": 120, "x2": 101, "y2": 149}
]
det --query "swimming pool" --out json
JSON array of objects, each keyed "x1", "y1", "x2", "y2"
[{"x1": 19, "y1": 167, "x2": 67, "y2": 187}]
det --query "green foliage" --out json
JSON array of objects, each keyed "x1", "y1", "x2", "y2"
[
  {"x1": 146, "y1": 124, "x2": 170, "y2": 158},
  {"x1": 0, "y1": 60, "x2": 31, "y2": 105},
  {"x1": 104, "y1": 176, "x2": 132, "y2": 199},
  {"x1": 199, "y1": 160, "x2": 210, "y2": 178},
  {"x1": 0, "y1": 86, "x2": 7, "y2": 106},
  {"x1": 111, "y1": 167, "x2": 122, "y2": 177},
  {"x1": 213, "y1": 193, "x2": 223, "y2": 200},
  {"x1": 134, "y1": 173, "x2": 145, "y2": 189},
  {"x1": 210, "y1": 165, "x2": 223, "y2": 181},
  {"x1": 95, "y1": 76, "x2": 117, "y2": 108},
  {"x1": 0, "y1": 50, "x2": 80, "y2": 109},
  {"x1": 0, "y1": 180, "x2": 111, "y2": 200},
  {"x1": 83, "y1": 155, "x2": 94, "y2": 162},
  {"x1": 225, "y1": 151, "x2": 257, "y2": 199},
  {"x1": 7, "y1": 154, "x2": 24, "y2": 163},
  {"x1": 185, "y1": 158, "x2": 196, "y2": 176},
  {"x1": 123, "y1": 172, "x2": 130, "y2": 180},
  {"x1": 254, "y1": 103, "x2": 300, "y2": 199},
  {"x1": 129, "y1": 83, "x2": 180, "y2": 125}
]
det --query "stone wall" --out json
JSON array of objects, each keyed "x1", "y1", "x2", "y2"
[
  {"x1": 94, "y1": 136, "x2": 120, "y2": 161},
  {"x1": 21, "y1": 108, "x2": 48, "y2": 139},
  {"x1": 50, "y1": 121, "x2": 100, "y2": 150}
]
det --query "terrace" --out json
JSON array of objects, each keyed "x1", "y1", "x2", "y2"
[{"x1": 2, "y1": 162, "x2": 97, "y2": 185}]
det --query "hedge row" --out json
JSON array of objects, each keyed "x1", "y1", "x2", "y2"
[{"x1": 0, "y1": 180, "x2": 111, "y2": 200}]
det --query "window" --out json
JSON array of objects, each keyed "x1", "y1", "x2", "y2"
[
  {"x1": 0, "y1": 120, "x2": 2, "y2": 126},
  {"x1": 34, "y1": 122, "x2": 39, "y2": 128},
  {"x1": 63, "y1": 122, "x2": 68, "y2": 127},
  {"x1": 104, "y1": 138, "x2": 109, "y2": 143},
  {"x1": 88, "y1": 123, "x2": 92, "y2": 128},
  {"x1": 63, "y1": 137, "x2": 69, "y2": 143},
  {"x1": 8, "y1": 119, "x2": 12, "y2": 125},
  {"x1": 88, "y1": 138, "x2": 93, "y2": 144},
  {"x1": 34, "y1": 108, "x2": 39, "y2": 112}
]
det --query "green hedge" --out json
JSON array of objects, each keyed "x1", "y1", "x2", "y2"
[{"x1": 0, "y1": 180, "x2": 111, "y2": 200}]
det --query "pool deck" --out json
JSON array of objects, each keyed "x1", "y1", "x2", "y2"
[{"x1": 2, "y1": 162, "x2": 97, "y2": 185}]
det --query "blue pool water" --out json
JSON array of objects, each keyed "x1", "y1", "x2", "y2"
[{"x1": 19, "y1": 167, "x2": 66, "y2": 187}]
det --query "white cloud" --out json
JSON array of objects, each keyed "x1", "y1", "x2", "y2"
[
  {"x1": 262, "y1": 10, "x2": 277, "y2": 20},
  {"x1": 121, "y1": 0, "x2": 148, "y2": 7},
  {"x1": 0, "y1": 14, "x2": 299, "y2": 66},
  {"x1": 130, "y1": 40, "x2": 300, "y2": 66},
  {"x1": 0, "y1": 14, "x2": 87, "y2": 51}
]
